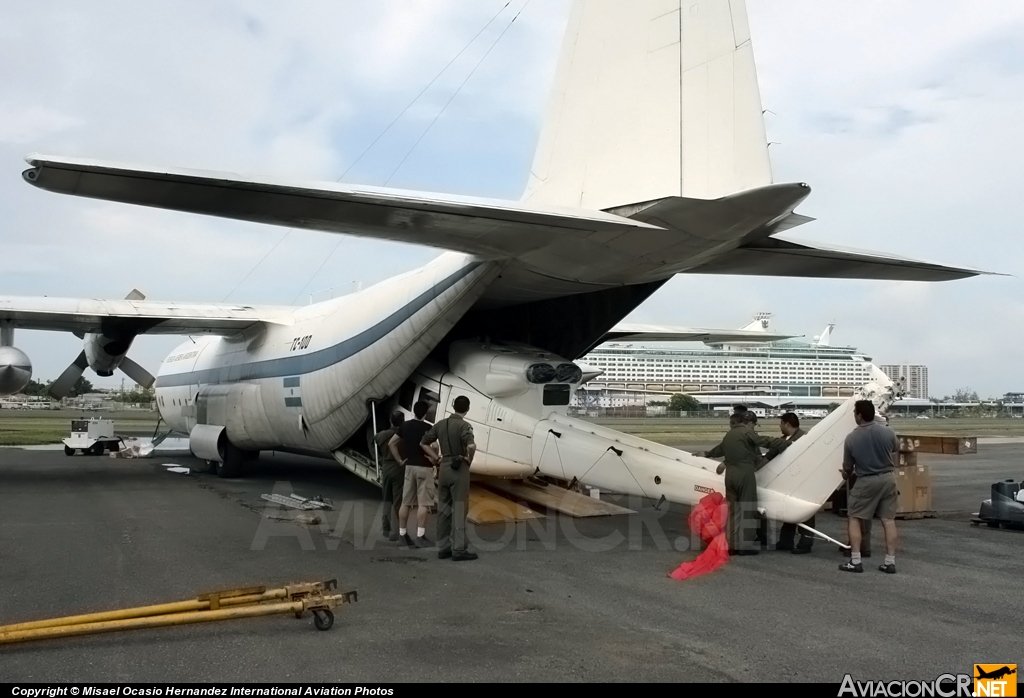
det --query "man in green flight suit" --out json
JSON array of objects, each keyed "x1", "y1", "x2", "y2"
[
  {"x1": 695, "y1": 411, "x2": 792, "y2": 555},
  {"x1": 421, "y1": 395, "x2": 478, "y2": 561}
]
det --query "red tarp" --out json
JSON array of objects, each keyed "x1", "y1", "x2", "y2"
[{"x1": 669, "y1": 492, "x2": 730, "y2": 580}]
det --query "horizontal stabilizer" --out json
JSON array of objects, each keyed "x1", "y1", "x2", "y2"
[
  {"x1": 686, "y1": 236, "x2": 991, "y2": 281},
  {"x1": 22, "y1": 155, "x2": 657, "y2": 261}
]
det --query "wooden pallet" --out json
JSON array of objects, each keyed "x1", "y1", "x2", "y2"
[
  {"x1": 477, "y1": 477, "x2": 635, "y2": 518},
  {"x1": 895, "y1": 510, "x2": 937, "y2": 520},
  {"x1": 467, "y1": 484, "x2": 544, "y2": 525}
]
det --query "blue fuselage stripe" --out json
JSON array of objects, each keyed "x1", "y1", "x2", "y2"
[{"x1": 154, "y1": 262, "x2": 481, "y2": 388}]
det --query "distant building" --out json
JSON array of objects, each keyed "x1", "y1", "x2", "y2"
[{"x1": 877, "y1": 364, "x2": 929, "y2": 400}]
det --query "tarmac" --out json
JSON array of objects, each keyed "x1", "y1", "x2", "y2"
[{"x1": 0, "y1": 442, "x2": 1021, "y2": 682}]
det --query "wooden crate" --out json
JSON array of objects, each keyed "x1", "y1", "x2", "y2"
[{"x1": 897, "y1": 435, "x2": 977, "y2": 455}]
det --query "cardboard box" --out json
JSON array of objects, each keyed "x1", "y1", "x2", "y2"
[
  {"x1": 896, "y1": 467, "x2": 916, "y2": 514},
  {"x1": 897, "y1": 452, "x2": 918, "y2": 467},
  {"x1": 895, "y1": 463, "x2": 932, "y2": 515},
  {"x1": 912, "y1": 464, "x2": 932, "y2": 511}
]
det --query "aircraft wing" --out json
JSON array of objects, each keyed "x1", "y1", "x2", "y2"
[
  {"x1": 684, "y1": 236, "x2": 989, "y2": 281},
  {"x1": 602, "y1": 323, "x2": 795, "y2": 344},
  {"x1": 0, "y1": 296, "x2": 294, "y2": 335},
  {"x1": 22, "y1": 154, "x2": 660, "y2": 261}
]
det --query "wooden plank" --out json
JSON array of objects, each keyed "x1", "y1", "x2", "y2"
[
  {"x1": 478, "y1": 477, "x2": 635, "y2": 518},
  {"x1": 468, "y1": 484, "x2": 544, "y2": 525}
]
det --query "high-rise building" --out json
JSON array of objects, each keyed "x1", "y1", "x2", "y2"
[{"x1": 878, "y1": 364, "x2": 929, "y2": 400}]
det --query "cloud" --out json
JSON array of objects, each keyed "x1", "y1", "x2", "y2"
[
  {"x1": 0, "y1": 0, "x2": 1019, "y2": 400},
  {"x1": 0, "y1": 104, "x2": 80, "y2": 144}
]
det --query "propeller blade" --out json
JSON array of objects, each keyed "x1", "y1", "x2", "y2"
[
  {"x1": 119, "y1": 356, "x2": 155, "y2": 389},
  {"x1": 49, "y1": 351, "x2": 88, "y2": 399}
]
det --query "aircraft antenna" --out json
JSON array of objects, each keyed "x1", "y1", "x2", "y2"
[
  {"x1": 337, "y1": 0, "x2": 514, "y2": 183},
  {"x1": 225, "y1": 1, "x2": 525, "y2": 304},
  {"x1": 384, "y1": 0, "x2": 530, "y2": 186},
  {"x1": 291, "y1": 237, "x2": 346, "y2": 305},
  {"x1": 221, "y1": 230, "x2": 292, "y2": 302}
]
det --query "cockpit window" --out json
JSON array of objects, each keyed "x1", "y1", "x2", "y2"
[
  {"x1": 555, "y1": 363, "x2": 582, "y2": 384},
  {"x1": 526, "y1": 363, "x2": 556, "y2": 383}
]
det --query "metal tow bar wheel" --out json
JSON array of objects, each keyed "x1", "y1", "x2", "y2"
[{"x1": 312, "y1": 609, "x2": 334, "y2": 631}]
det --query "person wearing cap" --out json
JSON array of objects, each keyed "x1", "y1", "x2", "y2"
[
  {"x1": 764, "y1": 412, "x2": 815, "y2": 554},
  {"x1": 695, "y1": 410, "x2": 791, "y2": 555}
]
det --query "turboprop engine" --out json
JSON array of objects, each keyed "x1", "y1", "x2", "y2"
[
  {"x1": 0, "y1": 345, "x2": 32, "y2": 396},
  {"x1": 47, "y1": 290, "x2": 156, "y2": 399},
  {"x1": 83, "y1": 331, "x2": 132, "y2": 377}
]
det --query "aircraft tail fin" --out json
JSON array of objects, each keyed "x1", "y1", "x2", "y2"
[
  {"x1": 757, "y1": 367, "x2": 902, "y2": 513},
  {"x1": 523, "y1": 0, "x2": 773, "y2": 211}
]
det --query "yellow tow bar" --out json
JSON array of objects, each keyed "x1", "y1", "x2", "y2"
[{"x1": 0, "y1": 579, "x2": 356, "y2": 645}]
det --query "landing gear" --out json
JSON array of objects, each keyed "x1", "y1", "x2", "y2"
[{"x1": 215, "y1": 442, "x2": 259, "y2": 479}]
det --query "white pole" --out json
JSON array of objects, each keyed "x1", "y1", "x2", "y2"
[
  {"x1": 797, "y1": 523, "x2": 851, "y2": 549},
  {"x1": 371, "y1": 403, "x2": 380, "y2": 480}
]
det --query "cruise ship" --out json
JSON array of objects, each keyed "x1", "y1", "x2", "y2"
[{"x1": 576, "y1": 314, "x2": 877, "y2": 412}]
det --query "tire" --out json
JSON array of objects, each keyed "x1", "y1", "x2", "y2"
[
  {"x1": 64, "y1": 445, "x2": 74, "y2": 457},
  {"x1": 215, "y1": 441, "x2": 252, "y2": 478},
  {"x1": 88, "y1": 443, "x2": 104, "y2": 456},
  {"x1": 313, "y1": 609, "x2": 334, "y2": 631},
  {"x1": 986, "y1": 521, "x2": 1000, "y2": 528}
]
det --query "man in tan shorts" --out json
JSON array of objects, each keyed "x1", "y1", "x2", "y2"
[
  {"x1": 388, "y1": 400, "x2": 436, "y2": 548},
  {"x1": 839, "y1": 400, "x2": 900, "y2": 574}
]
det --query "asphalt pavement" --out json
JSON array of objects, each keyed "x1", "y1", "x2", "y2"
[{"x1": 0, "y1": 443, "x2": 1020, "y2": 682}]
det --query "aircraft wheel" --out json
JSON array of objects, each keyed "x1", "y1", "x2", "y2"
[
  {"x1": 64, "y1": 445, "x2": 74, "y2": 457},
  {"x1": 216, "y1": 441, "x2": 246, "y2": 478}
]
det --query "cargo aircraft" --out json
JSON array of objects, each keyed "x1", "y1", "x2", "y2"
[{"x1": 0, "y1": 1, "x2": 984, "y2": 525}]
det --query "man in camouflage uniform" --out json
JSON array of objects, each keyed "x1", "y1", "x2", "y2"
[
  {"x1": 696, "y1": 412, "x2": 792, "y2": 555},
  {"x1": 422, "y1": 395, "x2": 478, "y2": 561}
]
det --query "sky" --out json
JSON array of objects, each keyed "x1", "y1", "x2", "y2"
[{"x1": 1, "y1": 0, "x2": 1022, "y2": 399}]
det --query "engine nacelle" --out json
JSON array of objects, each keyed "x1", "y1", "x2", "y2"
[
  {"x1": 189, "y1": 424, "x2": 226, "y2": 462},
  {"x1": 0, "y1": 346, "x2": 32, "y2": 396},
  {"x1": 84, "y1": 332, "x2": 134, "y2": 377}
]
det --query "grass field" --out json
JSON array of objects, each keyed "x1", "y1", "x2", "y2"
[
  {"x1": 585, "y1": 416, "x2": 1024, "y2": 450},
  {"x1": 0, "y1": 409, "x2": 160, "y2": 446},
  {"x1": 2, "y1": 409, "x2": 1022, "y2": 448}
]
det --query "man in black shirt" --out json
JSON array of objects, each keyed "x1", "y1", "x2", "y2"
[
  {"x1": 388, "y1": 400, "x2": 435, "y2": 548},
  {"x1": 373, "y1": 410, "x2": 405, "y2": 542}
]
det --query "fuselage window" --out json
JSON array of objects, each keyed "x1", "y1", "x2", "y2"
[
  {"x1": 398, "y1": 380, "x2": 416, "y2": 411},
  {"x1": 418, "y1": 387, "x2": 440, "y2": 423}
]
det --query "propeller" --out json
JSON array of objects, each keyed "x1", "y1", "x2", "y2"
[
  {"x1": 49, "y1": 351, "x2": 89, "y2": 399},
  {"x1": 119, "y1": 356, "x2": 155, "y2": 389},
  {"x1": 48, "y1": 289, "x2": 156, "y2": 400}
]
